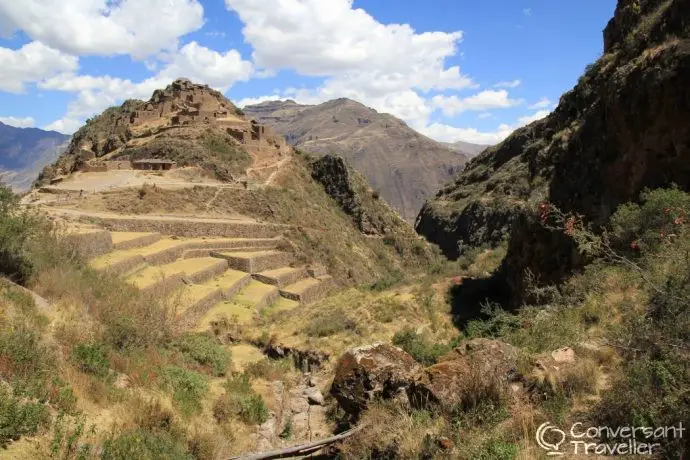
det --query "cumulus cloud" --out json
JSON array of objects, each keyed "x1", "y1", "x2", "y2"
[
  {"x1": 41, "y1": 42, "x2": 253, "y2": 134},
  {"x1": 0, "y1": 116, "x2": 36, "y2": 128},
  {"x1": 0, "y1": 41, "x2": 78, "y2": 93},
  {"x1": 431, "y1": 90, "x2": 523, "y2": 116},
  {"x1": 224, "y1": 0, "x2": 476, "y2": 131},
  {"x1": 529, "y1": 97, "x2": 551, "y2": 109},
  {"x1": 225, "y1": 0, "x2": 469, "y2": 87},
  {"x1": 421, "y1": 107, "x2": 553, "y2": 144},
  {"x1": 517, "y1": 109, "x2": 550, "y2": 125},
  {"x1": 493, "y1": 79, "x2": 521, "y2": 88},
  {"x1": 0, "y1": 0, "x2": 204, "y2": 59}
]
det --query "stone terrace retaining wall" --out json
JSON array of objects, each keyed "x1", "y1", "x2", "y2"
[{"x1": 76, "y1": 216, "x2": 288, "y2": 239}]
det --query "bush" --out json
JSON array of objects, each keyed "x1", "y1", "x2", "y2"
[
  {"x1": 101, "y1": 429, "x2": 193, "y2": 460},
  {"x1": 0, "y1": 185, "x2": 47, "y2": 284},
  {"x1": 213, "y1": 374, "x2": 269, "y2": 425},
  {"x1": 369, "y1": 269, "x2": 405, "y2": 291},
  {"x1": 172, "y1": 333, "x2": 231, "y2": 377},
  {"x1": 304, "y1": 309, "x2": 357, "y2": 337},
  {"x1": 159, "y1": 366, "x2": 208, "y2": 417},
  {"x1": 73, "y1": 342, "x2": 110, "y2": 378},
  {"x1": 392, "y1": 329, "x2": 458, "y2": 366},
  {"x1": 0, "y1": 387, "x2": 50, "y2": 447}
]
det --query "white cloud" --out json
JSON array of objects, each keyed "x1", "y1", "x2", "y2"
[
  {"x1": 237, "y1": 95, "x2": 284, "y2": 107},
  {"x1": 517, "y1": 109, "x2": 550, "y2": 125},
  {"x1": 0, "y1": 41, "x2": 78, "y2": 93},
  {"x1": 43, "y1": 117, "x2": 83, "y2": 134},
  {"x1": 422, "y1": 107, "x2": 553, "y2": 145},
  {"x1": 529, "y1": 97, "x2": 551, "y2": 109},
  {"x1": 493, "y1": 79, "x2": 521, "y2": 89},
  {"x1": 225, "y1": 0, "x2": 469, "y2": 88},
  {"x1": 0, "y1": 0, "x2": 204, "y2": 59},
  {"x1": 0, "y1": 116, "x2": 36, "y2": 128},
  {"x1": 431, "y1": 90, "x2": 523, "y2": 116},
  {"x1": 421, "y1": 122, "x2": 515, "y2": 145},
  {"x1": 223, "y1": 0, "x2": 479, "y2": 132},
  {"x1": 41, "y1": 42, "x2": 253, "y2": 134}
]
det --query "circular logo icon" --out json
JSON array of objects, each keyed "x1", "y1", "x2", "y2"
[{"x1": 536, "y1": 422, "x2": 566, "y2": 456}]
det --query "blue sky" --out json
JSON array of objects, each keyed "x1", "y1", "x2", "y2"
[{"x1": 0, "y1": 0, "x2": 616, "y2": 144}]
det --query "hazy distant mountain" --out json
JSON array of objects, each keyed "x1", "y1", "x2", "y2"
[
  {"x1": 446, "y1": 140, "x2": 489, "y2": 157},
  {"x1": 244, "y1": 98, "x2": 476, "y2": 222},
  {"x1": 0, "y1": 122, "x2": 69, "y2": 191}
]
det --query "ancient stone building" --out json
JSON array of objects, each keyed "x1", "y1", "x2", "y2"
[{"x1": 132, "y1": 159, "x2": 177, "y2": 171}]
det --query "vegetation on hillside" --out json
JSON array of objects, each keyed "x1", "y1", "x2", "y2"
[{"x1": 0, "y1": 184, "x2": 298, "y2": 458}]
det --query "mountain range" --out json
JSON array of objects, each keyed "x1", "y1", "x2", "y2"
[
  {"x1": 244, "y1": 99, "x2": 481, "y2": 222},
  {"x1": 0, "y1": 122, "x2": 69, "y2": 191}
]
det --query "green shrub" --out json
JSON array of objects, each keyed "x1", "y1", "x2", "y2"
[
  {"x1": 472, "y1": 440, "x2": 518, "y2": 460},
  {"x1": 609, "y1": 185, "x2": 690, "y2": 254},
  {"x1": 172, "y1": 333, "x2": 231, "y2": 377},
  {"x1": 213, "y1": 374, "x2": 269, "y2": 425},
  {"x1": 0, "y1": 185, "x2": 42, "y2": 284},
  {"x1": 0, "y1": 387, "x2": 50, "y2": 447},
  {"x1": 304, "y1": 309, "x2": 357, "y2": 337},
  {"x1": 159, "y1": 366, "x2": 208, "y2": 417},
  {"x1": 101, "y1": 429, "x2": 193, "y2": 460},
  {"x1": 369, "y1": 269, "x2": 405, "y2": 291},
  {"x1": 0, "y1": 322, "x2": 51, "y2": 380},
  {"x1": 391, "y1": 329, "x2": 458, "y2": 365},
  {"x1": 73, "y1": 342, "x2": 110, "y2": 378}
]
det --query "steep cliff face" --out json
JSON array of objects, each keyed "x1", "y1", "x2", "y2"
[{"x1": 416, "y1": 0, "x2": 690, "y2": 303}]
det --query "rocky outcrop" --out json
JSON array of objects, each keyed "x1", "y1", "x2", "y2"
[
  {"x1": 416, "y1": 0, "x2": 690, "y2": 305},
  {"x1": 330, "y1": 343, "x2": 422, "y2": 418},
  {"x1": 311, "y1": 155, "x2": 384, "y2": 235},
  {"x1": 245, "y1": 98, "x2": 475, "y2": 222},
  {"x1": 37, "y1": 78, "x2": 288, "y2": 185},
  {"x1": 330, "y1": 339, "x2": 518, "y2": 417},
  {"x1": 408, "y1": 339, "x2": 518, "y2": 409}
]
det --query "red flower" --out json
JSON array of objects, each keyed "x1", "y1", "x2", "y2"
[
  {"x1": 630, "y1": 241, "x2": 640, "y2": 250},
  {"x1": 564, "y1": 217, "x2": 577, "y2": 236},
  {"x1": 664, "y1": 208, "x2": 670, "y2": 214},
  {"x1": 674, "y1": 217, "x2": 684, "y2": 225}
]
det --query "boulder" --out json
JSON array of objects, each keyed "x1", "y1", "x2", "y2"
[
  {"x1": 330, "y1": 343, "x2": 422, "y2": 417},
  {"x1": 408, "y1": 338, "x2": 518, "y2": 409}
]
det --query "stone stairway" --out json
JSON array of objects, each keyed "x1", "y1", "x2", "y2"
[{"x1": 80, "y1": 229, "x2": 333, "y2": 330}]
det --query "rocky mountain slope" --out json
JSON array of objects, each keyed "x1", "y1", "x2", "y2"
[
  {"x1": 416, "y1": 0, "x2": 690, "y2": 303},
  {"x1": 244, "y1": 99, "x2": 475, "y2": 222},
  {"x1": 0, "y1": 122, "x2": 69, "y2": 191}
]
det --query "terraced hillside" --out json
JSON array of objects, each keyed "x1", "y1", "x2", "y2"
[{"x1": 76, "y1": 227, "x2": 334, "y2": 334}]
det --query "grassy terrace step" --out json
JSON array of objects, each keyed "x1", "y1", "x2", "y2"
[
  {"x1": 90, "y1": 237, "x2": 279, "y2": 275},
  {"x1": 173, "y1": 269, "x2": 252, "y2": 330},
  {"x1": 211, "y1": 250, "x2": 293, "y2": 273},
  {"x1": 233, "y1": 280, "x2": 280, "y2": 310},
  {"x1": 252, "y1": 266, "x2": 307, "y2": 287},
  {"x1": 110, "y1": 232, "x2": 162, "y2": 250},
  {"x1": 170, "y1": 285, "x2": 223, "y2": 330},
  {"x1": 126, "y1": 257, "x2": 229, "y2": 295},
  {"x1": 182, "y1": 245, "x2": 278, "y2": 259},
  {"x1": 280, "y1": 275, "x2": 334, "y2": 304}
]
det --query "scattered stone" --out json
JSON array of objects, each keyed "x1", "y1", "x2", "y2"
[
  {"x1": 551, "y1": 347, "x2": 576, "y2": 364},
  {"x1": 113, "y1": 373, "x2": 131, "y2": 389},
  {"x1": 305, "y1": 387, "x2": 325, "y2": 406}
]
